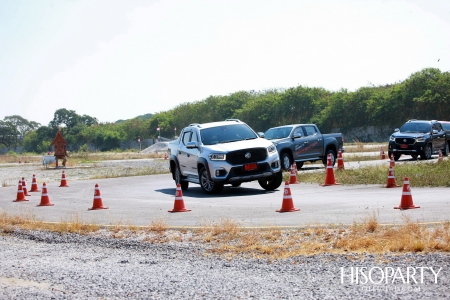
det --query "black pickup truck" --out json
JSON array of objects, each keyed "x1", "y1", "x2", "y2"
[
  {"x1": 388, "y1": 119, "x2": 450, "y2": 160},
  {"x1": 262, "y1": 124, "x2": 344, "y2": 170}
]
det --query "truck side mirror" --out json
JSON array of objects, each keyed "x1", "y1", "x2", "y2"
[
  {"x1": 292, "y1": 132, "x2": 302, "y2": 139},
  {"x1": 394, "y1": 128, "x2": 399, "y2": 132},
  {"x1": 258, "y1": 132, "x2": 265, "y2": 138},
  {"x1": 186, "y1": 141, "x2": 198, "y2": 149},
  {"x1": 432, "y1": 130, "x2": 438, "y2": 135}
]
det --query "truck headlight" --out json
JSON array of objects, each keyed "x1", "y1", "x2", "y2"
[
  {"x1": 416, "y1": 136, "x2": 425, "y2": 142},
  {"x1": 209, "y1": 153, "x2": 226, "y2": 160},
  {"x1": 390, "y1": 135, "x2": 395, "y2": 142},
  {"x1": 267, "y1": 144, "x2": 277, "y2": 154}
]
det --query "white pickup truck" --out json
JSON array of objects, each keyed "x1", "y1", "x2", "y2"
[{"x1": 168, "y1": 119, "x2": 282, "y2": 194}]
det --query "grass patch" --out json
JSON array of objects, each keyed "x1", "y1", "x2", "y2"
[
  {"x1": 344, "y1": 143, "x2": 388, "y2": 153},
  {"x1": 1, "y1": 212, "x2": 449, "y2": 259},
  {"x1": 293, "y1": 159, "x2": 450, "y2": 187}
]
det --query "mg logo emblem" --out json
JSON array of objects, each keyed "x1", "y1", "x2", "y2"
[
  {"x1": 245, "y1": 152, "x2": 251, "y2": 159},
  {"x1": 403, "y1": 139, "x2": 407, "y2": 142}
]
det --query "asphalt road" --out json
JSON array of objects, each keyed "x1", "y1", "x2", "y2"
[{"x1": 1, "y1": 155, "x2": 449, "y2": 228}]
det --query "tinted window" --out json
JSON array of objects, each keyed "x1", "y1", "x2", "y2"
[
  {"x1": 304, "y1": 126, "x2": 318, "y2": 136},
  {"x1": 201, "y1": 124, "x2": 257, "y2": 145},
  {"x1": 263, "y1": 127, "x2": 293, "y2": 140},
  {"x1": 400, "y1": 122, "x2": 431, "y2": 133},
  {"x1": 442, "y1": 123, "x2": 450, "y2": 130}
]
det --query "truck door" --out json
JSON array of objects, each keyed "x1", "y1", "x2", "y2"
[
  {"x1": 299, "y1": 125, "x2": 324, "y2": 159},
  {"x1": 432, "y1": 123, "x2": 445, "y2": 151},
  {"x1": 178, "y1": 130, "x2": 199, "y2": 176}
]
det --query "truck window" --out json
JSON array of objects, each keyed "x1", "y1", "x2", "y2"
[
  {"x1": 304, "y1": 126, "x2": 317, "y2": 136},
  {"x1": 182, "y1": 131, "x2": 192, "y2": 145},
  {"x1": 293, "y1": 127, "x2": 304, "y2": 136}
]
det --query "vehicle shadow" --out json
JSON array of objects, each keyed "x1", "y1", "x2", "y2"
[{"x1": 155, "y1": 186, "x2": 278, "y2": 198}]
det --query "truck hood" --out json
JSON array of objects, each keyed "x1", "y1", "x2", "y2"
[
  {"x1": 204, "y1": 138, "x2": 273, "y2": 152},
  {"x1": 392, "y1": 132, "x2": 429, "y2": 138}
]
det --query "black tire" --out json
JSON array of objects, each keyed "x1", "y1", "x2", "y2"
[
  {"x1": 174, "y1": 165, "x2": 189, "y2": 190},
  {"x1": 322, "y1": 149, "x2": 336, "y2": 166},
  {"x1": 199, "y1": 167, "x2": 223, "y2": 194},
  {"x1": 258, "y1": 171, "x2": 283, "y2": 191},
  {"x1": 420, "y1": 144, "x2": 432, "y2": 160},
  {"x1": 443, "y1": 143, "x2": 449, "y2": 157},
  {"x1": 393, "y1": 154, "x2": 401, "y2": 161},
  {"x1": 280, "y1": 152, "x2": 292, "y2": 171},
  {"x1": 295, "y1": 161, "x2": 304, "y2": 169},
  {"x1": 231, "y1": 182, "x2": 241, "y2": 187}
]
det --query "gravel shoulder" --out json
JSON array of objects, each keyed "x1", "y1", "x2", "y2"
[{"x1": 1, "y1": 229, "x2": 449, "y2": 299}]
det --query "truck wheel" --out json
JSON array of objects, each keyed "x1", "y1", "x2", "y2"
[
  {"x1": 322, "y1": 149, "x2": 336, "y2": 166},
  {"x1": 295, "y1": 161, "x2": 304, "y2": 169},
  {"x1": 258, "y1": 171, "x2": 283, "y2": 191},
  {"x1": 199, "y1": 167, "x2": 223, "y2": 194},
  {"x1": 231, "y1": 182, "x2": 241, "y2": 187},
  {"x1": 420, "y1": 144, "x2": 432, "y2": 160},
  {"x1": 174, "y1": 166, "x2": 188, "y2": 190},
  {"x1": 280, "y1": 152, "x2": 292, "y2": 171},
  {"x1": 444, "y1": 143, "x2": 449, "y2": 157},
  {"x1": 393, "y1": 154, "x2": 401, "y2": 161}
]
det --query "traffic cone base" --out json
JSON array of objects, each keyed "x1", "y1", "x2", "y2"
[
  {"x1": 14, "y1": 181, "x2": 29, "y2": 202},
  {"x1": 30, "y1": 174, "x2": 40, "y2": 192},
  {"x1": 37, "y1": 183, "x2": 54, "y2": 206},
  {"x1": 169, "y1": 184, "x2": 191, "y2": 212},
  {"x1": 59, "y1": 170, "x2": 69, "y2": 187},
  {"x1": 380, "y1": 147, "x2": 386, "y2": 159},
  {"x1": 437, "y1": 150, "x2": 443, "y2": 163},
  {"x1": 89, "y1": 184, "x2": 108, "y2": 210},
  {"x1": 394, "y1": 177, "x2": 420, "y2": 210},
  {"x1": 321, "y1": 154, "x2": 339, "y2": 186},
  {"x1": 276, "y1": 182, "x2": 300, "y2": 212}
]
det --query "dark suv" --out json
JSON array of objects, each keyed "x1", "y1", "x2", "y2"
[{"x1": 388, "y1": 120, "x2": 449, "y2": 160}]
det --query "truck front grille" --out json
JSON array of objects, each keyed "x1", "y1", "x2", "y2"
[
  {"x1": 226, "y1": 148, "x2": 267, "y2": 165},
  {"x1": 395, "y1": 138, "x2": 415, "y2": 145}
]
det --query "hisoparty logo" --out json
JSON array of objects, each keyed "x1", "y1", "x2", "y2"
[{"x1": 340, "y1": 266, "x2": 443, "y2": 285}]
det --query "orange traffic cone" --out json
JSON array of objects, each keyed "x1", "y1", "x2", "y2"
[
  {"x1": 385, "y1": 166, "x2": 399, "y2": 188},
  {"x1": 29, "y1": 174, "x2": 40, "y2": 192},
  {"x1": 394, "y1": 177, "x2": 420, "y2": 210},
  {"x1": 89, "y1": 184, "x2": 108, "y2": 210},
  {"x1": 320, "y1": 154, "x2": 339, "y2": 186},
  {"x1": 337, "y1": 149, "x2": 345, "y2": 169},
  {"x1": 293, "y1": 161, "x2": 298, "y2": 170},
  {"x1": 13, "y1": 180, "x2": 29, "y2": 202},
  {"x1": 380, "y1": 147, "x2": 386, "y2": 159},
  {"x1": 37, "y1": 183, "x2": 54, "y2": 206},
  {"x1": 169, "y1": 184, "x2": 191, "y2": 212},
  {"x1": 21, "y1": 177, "x2": 30, "y2": 196},
  {"x1": 389, "y1": 154, "x2": 396, "y2": 167},
  {"x1": 164, "y1": 153, "x2": 168, "y2": 160},
  {"x1": 289, "y1": 164, "x2": 299, "y2": 184},
  {"x1": 438, "y1": 150, "x2": 443, "y2": 163},
  {"x1": 276, "y1": 181, "x2": 300, "y2": 212},
  {"x1": 59, "y1": 170, "x2": 69, "y2": 187}
]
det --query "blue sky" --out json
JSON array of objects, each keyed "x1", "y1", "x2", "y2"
[{"x1": 1, "y1": 0, "x2": 449, "y2": 125}]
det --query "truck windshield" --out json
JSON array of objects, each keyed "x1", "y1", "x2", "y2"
[
  {"x1": 200, "y1": 124, "x2": 257, "y2": 145},
  {"x1": 400, "y1": 123, "x2": 431, "y2": 133},
  {"x1": 263, "y1": 127, "x2": 293, "y2": 140}
]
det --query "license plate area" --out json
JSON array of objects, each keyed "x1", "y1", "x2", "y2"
[
  {"x1": 400, "y1": 144, "x2": 408, "y2": 149},
  {"x1": 244, "y1": 162, "x2": 257, "y2": 171}
]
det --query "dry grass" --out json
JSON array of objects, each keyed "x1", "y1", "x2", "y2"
[
  {"x1": 1, "y1": 211, "x2": 449, "y2": 259},
  {"x1": 0, "y1": 151, "x2": 165, "y2": 165},
  {"x1": 344, "y1": 143, "x2": 388, "y2": 153},
  {"x1": 292, "y1": 159, "x2": 450, "y2": 187}
]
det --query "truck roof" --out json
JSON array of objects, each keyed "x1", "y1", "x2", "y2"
[{"x1": 188, "y1": 119, "x2": 244, "y2": 129}]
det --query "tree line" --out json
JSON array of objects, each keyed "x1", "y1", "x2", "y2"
[{"x1": 1, "y1": 67, "x2": 449, "y2": 153}]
